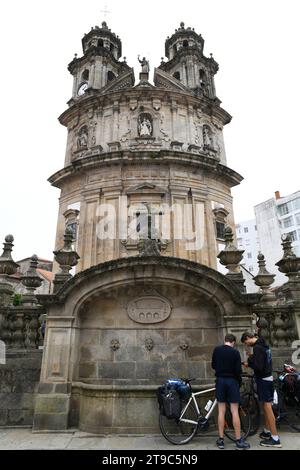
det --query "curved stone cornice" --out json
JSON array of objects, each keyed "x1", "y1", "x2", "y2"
[
  {"x1": 68, "y1": 47, "x2": 130, "y2": 75},
  {"x1": 37, "y1": 255, "x2": 261, "y2": 307},
  {"x1": 160, "y1": 47, "x2": 219, "y2": 74},
  {"x1": 47, "y1": 149, "x2": 243, "y2": 189},
  {"x1": 59, "y1": 87, "x2": 231, "y2": 128}
]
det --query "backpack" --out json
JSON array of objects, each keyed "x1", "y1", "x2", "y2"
[
  {"x1": 156, "y1": 386, "x2": 182, "y2": 419},
  {"x1": 157, "y1": 378, "x2": 191, "y2": 419}
]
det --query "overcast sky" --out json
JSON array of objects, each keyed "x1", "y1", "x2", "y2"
[{"x1": 1, "y1": 0, "x2": 300, "y2": 261}]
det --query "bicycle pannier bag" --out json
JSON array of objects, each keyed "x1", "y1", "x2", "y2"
[{"x1": 156, "y1": 385, "x2": 182, "y2": 419}]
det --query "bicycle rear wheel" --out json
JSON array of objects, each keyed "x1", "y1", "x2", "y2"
[
  {"x1": 223, "y1": 402, "x2": 251, "y2": 441},
  {"x1": 241, "y1": 392, "x2": 260, "y2": 436},
  {"x1": 274, "y1": 391, "x2": 300, "y2": 432},
  {"x1": 159, "y1": 401, "x2": 198, "y2": 445}
]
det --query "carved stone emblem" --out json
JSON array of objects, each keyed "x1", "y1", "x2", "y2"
[
  {"x1": 145, "y1": 337, "x2": 154, "y2": 351},
  {"x1": 111, "y1": 339, "x2": 120, "y2": 351},
  {"x1": 127, "y1": 295, "x2": 171, "y2": 324}
]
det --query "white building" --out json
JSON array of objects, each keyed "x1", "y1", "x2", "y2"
[
  {"x1": 235, "y1": 219, "x2": 260, "y2": 275},
  {"x1": 254, "y1": 190, "x2": 300, "y2": 286}
]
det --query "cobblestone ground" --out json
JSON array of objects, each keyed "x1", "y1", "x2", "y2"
[{"x1": 0, "y1": 428, "x2": 299, "y2": 450}]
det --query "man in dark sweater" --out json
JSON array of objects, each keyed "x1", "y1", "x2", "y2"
[
  {"x1": 211, "y1": 333, "x2": 250, "y2": 450},
  {"x1": 241, "y1": 332, "x2": 281, "y2": 448}
]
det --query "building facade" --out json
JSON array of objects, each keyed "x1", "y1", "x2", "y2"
[{"x1": 255, "y1": 190, "x2": 300, "y2": 285}]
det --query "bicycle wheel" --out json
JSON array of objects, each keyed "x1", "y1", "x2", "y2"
[
  {"x1": 241, "y1": 392, "x2": 260, "y2": 436},
  {"x1": 159, "y1": 401, "x2": 198, "y2": 445},
  {"x1": 274, "y1": 390, "x2": 300, "y2": 432},
  {"x1": 223, "y1": 402, "x2": 251, "y2": 441}
]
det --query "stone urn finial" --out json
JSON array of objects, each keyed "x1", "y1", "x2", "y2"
[
  {"x1": 53, "y1": 227, "x2": 80, "y2": 293},
  {"x1": 276, "y1": 233, "x2": 300, "y2": 282},
  {"x1": 0, "y1": 234, "x2": 19, "y2": 276},
  {"x1": 253, "y1": 252, "x2": 275, "y2": 292},
  {"x1": 54, "y1": 227, "x2": 80, "y2": 275},
  {"x1": 217, "y1": 226, "x2": 244, "y2": 272},
  {"x1": 217, "y1": 226, "x2": 245, "y2": 291},
  {"x1": 21, "y1": 254, "x2": 42, "y2": 304}
]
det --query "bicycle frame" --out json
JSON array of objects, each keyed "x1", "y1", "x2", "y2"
[{"x1": 179, "y1": 387, "x2": 216, "y2": 425}]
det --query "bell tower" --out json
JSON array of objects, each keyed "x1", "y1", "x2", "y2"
[
  {"x1": 68, "y1": 21, "x2": 132, "y2": 99},
  {"x1": 159, "y1": 22, "x2": 218, "y2": 98}
]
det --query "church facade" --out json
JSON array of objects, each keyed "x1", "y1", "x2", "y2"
[{"x1": 0, "y1": 22, "x2": 299, "y2": 433}]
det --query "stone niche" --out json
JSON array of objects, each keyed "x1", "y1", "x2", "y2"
[{"x1": 77, "y1": 283, "x2": 220, "y2": 387}]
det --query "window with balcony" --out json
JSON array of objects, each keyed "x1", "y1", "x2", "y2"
[{"x1": 244, "y1": 227, "x2": 248, "y2": 233}]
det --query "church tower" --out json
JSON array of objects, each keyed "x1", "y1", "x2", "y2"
[{"x1": 49, "y1": 21, "x2": 242, "y2": 273}]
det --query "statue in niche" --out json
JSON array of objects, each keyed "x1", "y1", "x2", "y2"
[
  {"x1": 203, "y1": 125, "x2": 213, "y2": 148},
  {"x1": 77, "y1": 125, "x2": 88, "y2": 149},
  {"x1": 138, "y1": 113, "x2": 153, "y2": 136},
  {"x1": 138, "y1": 55, "x2": 150, "y2": 73}
]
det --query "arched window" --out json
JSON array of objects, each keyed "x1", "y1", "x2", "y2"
[
  {"x1": 173, "y1": 45, "x2": 177, "y2": 56},
  {"x1": 199, "y1": 69, "x2": 206, "y2": 81},
  {"x1": 173, "y1": 71, "x2": 180, "y2": 81},
  {"x1": 97, "y1": 39, "x2": 104, "y2": 48},
  {"x1": 107, "y1": 71, "x2": 116, "y2": 82},
  {"x1": 183, "y1": 40, "x2": 189, "y2": 48},
  {"x1": 110, "y1": 43, "x2": 114, "y2": 52},
  {"x1": 81, "y1": 69, "x2": 89, "y2": 81}
]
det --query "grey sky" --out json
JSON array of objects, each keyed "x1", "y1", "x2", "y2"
[{"x1": 1, "y1": 0, "x2": 299, "y2": 261}]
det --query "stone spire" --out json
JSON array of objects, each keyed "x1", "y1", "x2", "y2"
[
  {"x1": 276, "y1": 233, "x2": 300, "y2": 282},
  {"x1": 0, "y1": 235, "x2": 19, "y2": 306},
  {"x1": 21, "y1": 254, "x2": 42, "y2": 305},
  {"x1": 253, "y1": 252, "x2": 275, "y2": 295}
]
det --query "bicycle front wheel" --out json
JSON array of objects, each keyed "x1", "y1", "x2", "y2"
[
  {"x1": 241, "y1": 392, "x2": 260, "y2": 436},
  {"x1": 223, "y1": 402, "x2": 251, "y2": 442},
  {"x1": 159, "y1": 401, "x2": 198, "y2": 445}
]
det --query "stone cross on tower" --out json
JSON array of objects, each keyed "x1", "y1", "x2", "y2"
[{"x1": 100, "y1": 5, "x2": 111, "y2": 20}]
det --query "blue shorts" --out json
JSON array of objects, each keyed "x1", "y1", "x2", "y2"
[
  {"x1": 216, "y1": 377, "x2": 240, "y2": 403},
  {"x1": 255, "y1": 377, "x2": 274, "y2": 403}
]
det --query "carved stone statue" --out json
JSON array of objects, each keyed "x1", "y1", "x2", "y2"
[
  {"x1": 138, "y1": 114, "x2": 152, "y2": 136},
  {"x1": 203, "y1": 125, "x2": 212, "y2": 147},
  {"x1": 77, "y1": 126, "x2": 88, "y2": 149},
  {"x1": 138, "y1": 55, "x2": 150, "y2": 73}
]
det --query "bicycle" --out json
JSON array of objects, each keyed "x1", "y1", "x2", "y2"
[
  {"x1": 240, "y1": 373, "x2": 261, "y2": 436},
  {"x1": 272, "y1": 368, "x2": 300, "y2": 432},
  {"x1": 159, "y1": 378, "x2": 251, "y2": 445}
]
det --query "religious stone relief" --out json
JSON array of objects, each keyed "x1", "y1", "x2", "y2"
[
  {"x1": 138, "y1": 113, "x2": 153, "y2": 136},
  {"x1": 159, "y1": 113, "x2": 170, "y2": 142},
  {"x1": 89, "y1": 120, "x2": 97, "y2": 146},
  {"x1": 77, "y1": 125, "x2": 88, "y2": 149},
  {"x1": 120, "y1": 113, "x2": 132, "y2": 142},
  {"x1": 127, "y1": 295, "x2": 172, "y2": 324}
]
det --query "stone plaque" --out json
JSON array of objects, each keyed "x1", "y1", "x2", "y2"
[{"x1": 127, "y1": 295, "x2": 171, "y2": 324}]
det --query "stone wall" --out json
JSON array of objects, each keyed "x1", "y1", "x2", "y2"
[{"x1": 0, "y1": 350, "x2": 42, "y2": 426}]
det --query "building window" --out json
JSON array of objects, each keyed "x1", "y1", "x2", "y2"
[
  {"x1": 244, "y1": 227, "x2": 248, "y2": 233},
  {"x1": 287, "y1": 230, "x2": 298, "y2": 242},
  {"x1": 67, "y1": 223, "x2": 77, "y2": 241},
  {"x1": 247, "y1": 253, "x2": 252, "y2": 259},
  {"x1": 282, "y1": 216, "x2": 294, "y2": 228},
  {"x1": 107, "y1": 71, "x2": 116, "y2": 82},
  {"x1": 249, "y1": 266, "x2": 254, "y2": 273},
  {"x1": 295, "y1": 212, "x2": 300, "y2": 225},
  {"x1": 278, "y1": 203, "x2": 290, "y2": 216},
  {"x1": 254, "y1": 225, "x2": 257, "y2": 231},
  {"x1": 216, "y1": 221, "x2": 225, "y2": 240},
  {"x1": 183, "y1": 40, "x2": 189, "y2": 47},
  {"x1": 81, "y1": 69, "x2": 89, "y2": 81},
  {"x1": 173, "y1": 71, "x2": 180, "y2": 81},
  {"x1": 292, "y1": 198, "x2": 300, "y2": 210}
]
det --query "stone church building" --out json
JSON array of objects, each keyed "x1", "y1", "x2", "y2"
[{"x1": 0, "y1": 21, "x2": 299, "y2": 433}]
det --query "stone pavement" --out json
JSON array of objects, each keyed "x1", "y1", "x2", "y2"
[{"x1": 0, "y1": 428, "x2": 299, "y2": 450}]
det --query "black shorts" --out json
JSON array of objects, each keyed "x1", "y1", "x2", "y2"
[
  {"x1": 216, "y1": 377, "x2": 240, "y2": 403},
  {"x1": 256, "y1": 377, "x2": 274, "y2": 403}
]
